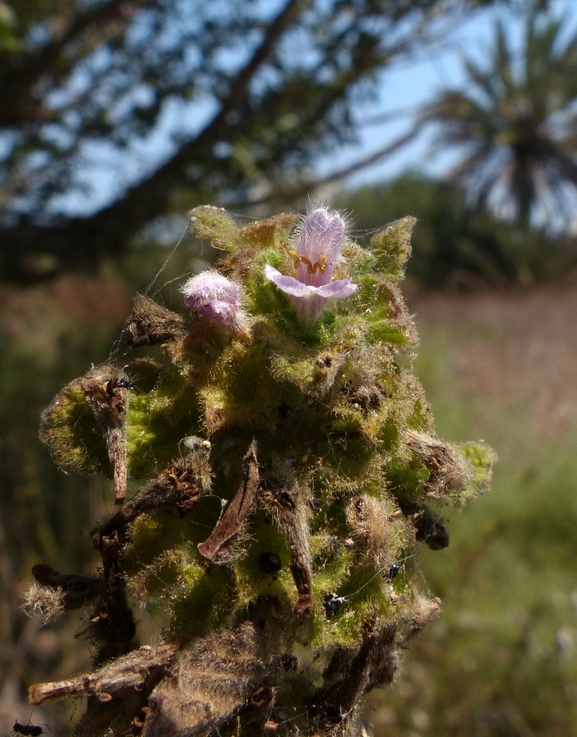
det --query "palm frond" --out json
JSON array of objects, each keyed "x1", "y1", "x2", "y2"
[{"x1": 422, "y1": 9, "x2": 577, "y2": 227}]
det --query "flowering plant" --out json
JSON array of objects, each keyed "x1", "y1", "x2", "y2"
[{"x1": 30, "y1": 206, "x2": 495, "y2": 737}]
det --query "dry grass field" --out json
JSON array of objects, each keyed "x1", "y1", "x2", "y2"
[
  {"x1": 410, "y1": 283, "x2": 577, "y2": 439},
  {"x1": 366, "y1": 284, "x2": 577, "y2": 737}
]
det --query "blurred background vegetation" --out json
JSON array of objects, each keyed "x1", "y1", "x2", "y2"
[{"x1": 1, "y1": 0, "x2": 577, "y2": 734}]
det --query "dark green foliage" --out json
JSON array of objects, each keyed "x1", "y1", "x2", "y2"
[{"x1": 336, "y1": 174, "x2": 577, "y2": 287}]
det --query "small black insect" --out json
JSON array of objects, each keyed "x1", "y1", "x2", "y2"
[
  {"x1": 104, "y1": 374, "x2": 135, "y2": 395},
  {"x1": 116, "y1": 377, "x2": 135, "y2": 391},
  {"x1": 324, "y1": 592, "x2": 346, "y2": 618},
  {"x1": 259, "y1": 552, "x2": 282, "y2": 574},
  {"x1": 389, "y1": 562, "x2": 401, "y2": 580},
  {"x1": 13, "y1": 723, "x2": 47, "y2": 737}
]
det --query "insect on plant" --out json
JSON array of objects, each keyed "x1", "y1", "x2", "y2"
[
  {"x1": 323, "y1": 554, "x2": 417, "y2": 618},
  {"x1": 12, "y1": 722, "x2": 48, "y2": 737}
]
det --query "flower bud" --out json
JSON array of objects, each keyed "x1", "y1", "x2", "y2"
[{"x1": 181, "y1": 271, "x2": 245, "y2": 332}]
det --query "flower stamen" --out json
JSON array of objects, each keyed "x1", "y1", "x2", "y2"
[{"x1": 286, "y1": 249, "x2": 328, "y2": 275}]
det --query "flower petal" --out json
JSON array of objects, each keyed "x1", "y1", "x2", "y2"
[
  {"x1": 314, "y1": 279, "x2": 358, "y2": 299},
  {"x1": 264, "y1": 264, "x2": 311, "y2": 298},
  {"x1": 296, "y1": 207, "x2": 346, "y2": 287}
]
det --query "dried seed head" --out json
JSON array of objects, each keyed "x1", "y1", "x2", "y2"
[
  {"x1": 346, "y1": 495, "x2": 397, "y2": 568},
  {"x1": 22, "y1": 582, "x2": 66, "y2": 624},
  {"x1": 125, "y1": 294, "x2": 188, "y2": 346},
  {"x1": 405, "y1": 430, "x2": 472, "y2": 503}
]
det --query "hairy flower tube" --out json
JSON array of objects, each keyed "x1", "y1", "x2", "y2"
[
  {"x1": 181, "y1": 270, "x2": 245, "y2": 332},
  {"x1": 264, "y1": 206, "x2": 357, "y2": 322}
]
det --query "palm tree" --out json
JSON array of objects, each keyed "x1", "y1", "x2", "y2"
[{"x1": 423, "y1": 10, "x2": 577, "y2": 228}]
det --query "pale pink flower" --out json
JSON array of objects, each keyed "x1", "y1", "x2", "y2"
[
  {"x1": 264, "y1": 207, "x2": 357, "y2": 323},
  {"x1": 181, "y1": 271, "x2": 245, "y2": 332}
]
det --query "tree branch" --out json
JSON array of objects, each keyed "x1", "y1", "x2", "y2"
[
  {"x1": 0, "y1": 0, "x2": 303, "y2": 281},
  {"x1": 228, "y1": 125, "x2": 420, "y2": 209},
  {"x1": 0, "y1": 0, "x2": 129, "y2": 126}
]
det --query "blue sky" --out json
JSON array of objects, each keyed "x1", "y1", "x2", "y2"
[
  {"x1": 52, "y1": 0, "x2": 577, "y2": 215},
  {"x1": 318, "y1": 0, "x2": 577, "y2": 191}
]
